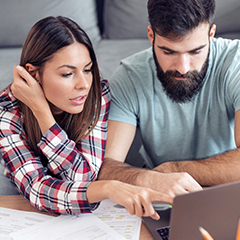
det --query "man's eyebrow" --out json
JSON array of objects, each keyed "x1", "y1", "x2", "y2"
[
  {"x1": 158, "y1": 44, "x2": 207, "y2": 53},
  {"x1": 57, "y1": 61, "x2": 92, "y2": 69}
]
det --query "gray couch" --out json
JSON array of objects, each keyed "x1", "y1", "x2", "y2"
[{"x1": 0, "y1": 0, "x2": 240, "y2": 196}]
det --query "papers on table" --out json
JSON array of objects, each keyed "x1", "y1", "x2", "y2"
[
  {"x1": 10, "y1": 213, "x2": 125, "y2": 240},
  {"x1": 0, "y1": 207, "x2": 53, "y2": 240},
  {"x1": 93, "y1": 199, "x2": 141, "y2": 240},
  {"x1": 1, "y1": 199, "x2": 141, "y2": 240}
]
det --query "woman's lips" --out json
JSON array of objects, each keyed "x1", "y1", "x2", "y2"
[{"x1": 70, "y1": 95, "x2": 87, "y2": 105}]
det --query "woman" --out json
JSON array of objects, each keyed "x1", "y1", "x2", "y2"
[{"x1": 0, "y1": 16, "x2": 172, "y2": 219}]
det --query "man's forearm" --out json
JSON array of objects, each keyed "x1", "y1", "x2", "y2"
[
  {"x1": 97, "y1": 158, "x2": 149, "y2": 186},
  {"x1": 98, "y1": 158, "x2": 203, "y2": 195},
  {"x1": 155, "y1": 148, "x2": 240, "y2": 186}
]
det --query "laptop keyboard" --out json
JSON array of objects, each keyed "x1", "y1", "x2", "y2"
[{"x1": 156, "y1": 226, "x2": 170, "y2": 240}]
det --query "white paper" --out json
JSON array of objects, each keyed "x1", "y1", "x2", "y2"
[
  {"x1": 93, "y1": 200, "x2": 142, "y2": 240},
  {"x1": 0, "y1": 207, "x2": 53, "y2": 240},
  {"x1": 10, "y1": 213, "x2": 125, "y2": 240}
]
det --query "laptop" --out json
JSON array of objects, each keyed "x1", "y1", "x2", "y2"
[{"x1": 142, "y1": 180, "x2": 240, "y2": 240}]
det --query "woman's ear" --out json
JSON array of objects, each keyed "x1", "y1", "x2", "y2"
[{"x1": 25, "y1": 63, "x2": 40, "y2": 81}]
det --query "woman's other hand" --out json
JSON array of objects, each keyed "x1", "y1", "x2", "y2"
[{"x1": 87, "y1": 180, "x2": 173, "y2": 220}]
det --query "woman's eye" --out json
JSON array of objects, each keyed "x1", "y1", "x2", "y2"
[
  {"x1": 84, "y1": 68, "x2": 93, "y2": 74},
  {"x1": 62, "y1": 72, "x2": 73, "y2": 78}
]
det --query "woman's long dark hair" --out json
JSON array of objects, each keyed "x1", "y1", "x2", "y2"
[{"x1": 18, "y1": 16, "x2": 102, "y2": 167}]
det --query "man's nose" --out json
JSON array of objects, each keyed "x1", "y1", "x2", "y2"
[{"x1": 175, "y1": 54, "x2": 191, "y2": 75}]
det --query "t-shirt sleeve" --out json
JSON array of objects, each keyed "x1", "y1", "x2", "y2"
[
  {"x1": 109, "y1": 64, "x2": 139, "y2": 126},
  {"x1": 223, "y1": 41, "x2": 240, "y2": 113}
]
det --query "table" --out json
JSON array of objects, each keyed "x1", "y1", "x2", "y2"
[{"x1": 0, "y1": 195, "x2": 154, "y2": 240}]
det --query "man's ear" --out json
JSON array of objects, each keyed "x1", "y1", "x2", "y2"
[
  {"x1": 147, "y1": 26, "x2": 154, "y2": 45},
  {"x1": 209, "y1": 24, "x2": 216, "y2": 42},
  {"x1": 25, "y1": 63, "x2": 40, "y2": 81}
]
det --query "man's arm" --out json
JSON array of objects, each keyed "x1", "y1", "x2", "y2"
[
  {"x1": 98, "y1": 120, "x2": 202, "y2": 196},
  {"x1": 155, "y1": 110, "x2": 240, "y2": 186}
]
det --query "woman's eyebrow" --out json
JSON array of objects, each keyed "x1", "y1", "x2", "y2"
[
  {"x1": 58, "y1": 61, "x2": 92, "y2": 69},
  {"x1": 85, "y1": 61, "x2": 93, "y2": 68},
  {"x1": 57, "y1": 64, "x2": 76, "y2": 69},
  {"x1": 57, "y1": 61, "x2": 92, "y2": 69}
]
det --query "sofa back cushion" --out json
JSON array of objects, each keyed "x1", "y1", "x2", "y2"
[
  {"x1": 104, "y1": 0, "x2": 149, "y2": 39},
  {"x1": 0, "y1": 0, "x2": 101, "y2": 47},
  {"x1": 103, "y1": 0, "x2": 240, "y2": 40},
  {"x1": 214, "y1": 0, "x2": 240, "y2": 38}
]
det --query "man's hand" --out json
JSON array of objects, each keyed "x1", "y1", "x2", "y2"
[
  {"x1": 98, "y1": 158, "x2": 202, "y2": 197},
  {"x1": 139, "y1": 170, "x2": 202, "y2": 197},
  {"x1": 148, "y1": 171, "x2": 202, "y2": 197}
]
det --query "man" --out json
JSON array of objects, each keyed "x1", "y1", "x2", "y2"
[{"x1": 98, "y1": 0, "x2": 240, "y2": 194}]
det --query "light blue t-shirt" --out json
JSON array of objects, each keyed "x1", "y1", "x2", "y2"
[{"x1": 109, "y1": 38, "x2": 240, "y2": 168}]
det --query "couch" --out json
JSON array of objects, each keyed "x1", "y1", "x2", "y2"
[{"x1": 0, "y1": 0, "x2": 240, "y2": 195}]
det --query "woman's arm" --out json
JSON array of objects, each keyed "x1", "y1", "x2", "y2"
[
  {"x1": 0, "y1": 87, "x2": 172, "y2": 219},
  {"x1": 87, "y1": 180, "x2": 173, "y2": 220},
  {"x1": 11, "y1": 66, "x2": 110, "y2": 181},
  {"x1": 0, "y1": 68, "x2": 108, "y2": 214},
  {"x1": 0, "y1": 107, "x2": 94, "y2": 214}
]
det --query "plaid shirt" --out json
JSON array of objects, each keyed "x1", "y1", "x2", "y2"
[{"x1": 0, "y1": 79, "x2": 110, "y2": 215}]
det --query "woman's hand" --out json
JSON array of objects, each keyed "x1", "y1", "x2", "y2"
[
  {"x1": 12, "y1": 65, "x2": 49, "y2": 112},
  {"x1": 87, "y1": 180, "x2": 173, "y2": 220},
  {"x1": 12, "y1": 65, "x2": 56, "y2": 135}
]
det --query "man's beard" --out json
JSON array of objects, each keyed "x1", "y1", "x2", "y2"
[{"x1": 153, "y1": 46, "x2": 209, "y2": 103}]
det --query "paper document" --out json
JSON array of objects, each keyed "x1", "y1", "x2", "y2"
[
  {"x1": 3, "y1": 199, "x2": 141, "y2": 240},
  {"x1": 10, "y1": 213, "x2": 125, "y2": 240},
  {"x1": 0, "y1": 207, "x2": 53, "y2": 240},
  {"x1": 93, "y1": 199, "x2": 142, "y2": 240}
]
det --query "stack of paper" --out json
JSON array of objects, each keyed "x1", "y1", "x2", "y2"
[{"x1": 0, "y1": 199, "x2": 141, "y2": 240}]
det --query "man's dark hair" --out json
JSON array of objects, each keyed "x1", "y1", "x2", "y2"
[{"x1": 147, "y1": 0, "x2": 216, "y2": 40}]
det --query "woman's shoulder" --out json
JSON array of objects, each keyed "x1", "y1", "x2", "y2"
[
  {"x1": 0, "y1": 86, "x2": 22, "y2": 134},
  {"x1": 101, "y1": 78, "x2": 109, "y2": 89},
  {"x1": 0, "y1": 85, "x2": 18, "y2": 111},
  {"x1": 101, "y1": 78, "x2": 110, "y2": 96}
]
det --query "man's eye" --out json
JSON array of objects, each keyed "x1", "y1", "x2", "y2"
[
  {"x1": 190, "y1": 50, "x2": 201, "y2": 55},
  {"x1": 62, "y1": 72, "x2": 73, "y2": 77},
  {"x1": 164, "y1": 51, "x2": 174, "y2": 55}
]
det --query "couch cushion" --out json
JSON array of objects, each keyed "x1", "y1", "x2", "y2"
[
  {"x1": 96, "y1": 39, "x2": 151, "y2": 79},
  {"x1": 0, "y1": 48, "x2": 22, "y2": 90},
  {"x1": 0, "y1": 162, "x2": 20, "y2": 196},
  {"x1": 103, "y1": 0, "x2": 149, "y2": 39},
  {"x1": 214, "y1": 0, "x2": 240, "y2": 38},
  {"x1": 103, "y1": 0, "x2": 240, "y2": 40},
  {"x1": 0, "y1": 0, "x2": 101, "y2": 47}
]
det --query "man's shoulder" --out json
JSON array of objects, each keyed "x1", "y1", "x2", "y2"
[
  {"x1": 110, "y1": 47, "x2": 155, "y2": 84},
  {"x1": 120, "y1": 47, "x2": 153, "y2": 68},
  {"x1": 211, "y1": 37, "x2": 240, "y2": 53},
  {"x1": 210, "y1": 37, "x2": 240, "y2": 72}
]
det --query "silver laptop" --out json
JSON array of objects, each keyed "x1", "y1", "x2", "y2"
[{"x1": 142, "y1": 180, "x2": 240, "y2": 240}]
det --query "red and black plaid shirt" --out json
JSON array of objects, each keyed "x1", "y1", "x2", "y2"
[{"x1": 0, "y1": 79, "x2": 110, "y2": 215}]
